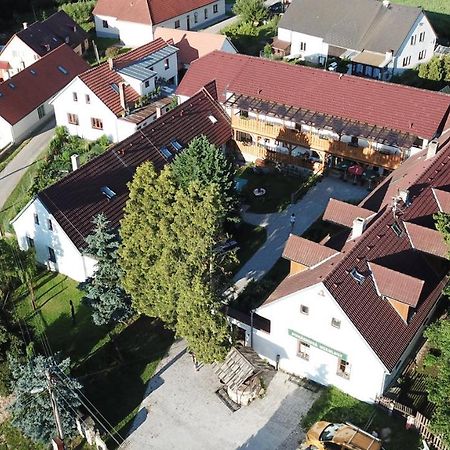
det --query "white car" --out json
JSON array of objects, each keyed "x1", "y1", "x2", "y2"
[{"x1": 328, "y1": 62, "x2": 338, "y2": 71}]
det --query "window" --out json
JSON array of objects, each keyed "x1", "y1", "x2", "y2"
[
  {"x1": 204, "y1": 8, "x2": 208, "y2": 19},
  {"x1": 26, "y1": 236, "x2": 34, "y2": 248},
  {"x1": 418, "y1": 49, "x2": 426, "y2": 60},
  {"x1": 410, "y1": 35, "x2": 416, "y2": 45},
  {"x1": 240, "y1": 110, "x2": 249, "y2": 118},
  {"x1": 164, "y1": 58, "x2": 169, "y2": 70},
  {"x1": 337, "y1": 359, "x2": 351, "y2": 379},
  {"x1": 331, "y1": 318, "x2": 341, "y2": 329},
  {"x1": 57, "y1": 65, "x2": 68, "y2": 75},
  {"x1": 350, "y1": 267, "x2": 365, "y2": 284},
  {"x1": 34, "y1": 213, "x2": 39, "y2": 225},
  {"x1": 402, "y1": 56, "x2": 411, "y2": 67},
  {"x1": 175, "y1": 19, "x2": 180, "y2": 28},
  {"x1": 300, "y1": 42, "x2": 306, "y2": 51},
  {"x1": 419, "y1": 31, "x2": 425, "y2": 42},
  {"x1": 102, "y1": 20, "x2": 109, "y2": 28},
  {"x1": 72, "y1": 92, "x2": 78, "y2": 102},
  {"x1": 85, "y1": 94, "x2": 90, "y2": 104},
  {"x1": 144, "y1": 80, "x2": 150, "y2": 88},
  {"x1": 37, "y1": 105, "x2": 45, "y2": 119},
  {"x1": 300, "y1": 304, "x2": 309, "y2": 315},
  {"x1": 297, "y1": 341, "x2": 310, "y2": 360},
  {"x1": 194, "y1": 12, "x2": 198, "y2": 23},
  {"x1": 47, "y1": 219, "x2": 53, "y2": 231},
  {"x1": 91, "y1": 117, "x2": 103, "y2": 130},
  {"x1": 67, "y1": 113, "x2": 79, "y2": 125},
  {"x1": 48, "y1": 247, "x2": 56, "y2": 263},
  {"x1": 213, "y1": 3, "x2": 218, "y2": 13}
]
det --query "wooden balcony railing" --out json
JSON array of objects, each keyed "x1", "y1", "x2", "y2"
[
  {"x1": 231, "y1": 116, "x2": 403, "y2": 170},
  {"x1": 235, "y1": 141, "x2": 318, "y2": 171}
]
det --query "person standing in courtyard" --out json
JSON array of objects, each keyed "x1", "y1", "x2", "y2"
[{"x1": 290, "y1": 213, "x2": 296, "y2": 231}]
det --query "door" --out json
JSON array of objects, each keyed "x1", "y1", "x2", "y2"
[{"x1": 187, "y1": 15, "x2": 190, "y2": 30}]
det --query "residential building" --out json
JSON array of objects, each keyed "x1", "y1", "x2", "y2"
[
  {"x1": 229, "y1": 135, "x2": 450, "y2": 402},
  {"x1": 11, "y1": 83, "x2": 231, "y2": 282},
  {"x1": 51, "y1": 38, "x2": 179, "y2": 143},
  {"x1": 0, "y1": 11, "x2": 89, "y2": 81},
  {"x1": 154, "y1": 27, "x2": 237, "y2": 74},
  {"x1": 273, "y1": 0, "x2": 436, "y2": 79},
  {"x1": 93, "y1": 0, "x2": 226, "y2": 48},
  {"x1": 0, "y1": 44, "x2": 89, "y2": 149},
  {"x1": 177, "y1": 51, "x2": 450, "y2": 180}
]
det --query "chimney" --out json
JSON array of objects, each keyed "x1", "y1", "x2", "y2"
[
  {"x1": 382, "y1": 0, "x2": 391, "y2": 8},
  {"x1": 426, "y1": 139, "x2": 438, "y2": 159},
  {"x1": 23, "y1": 22, "x2": 28, "y2": 30},
  {"x1": 351, "y1": 217, "x2": 367, "y2": 240},
  {"x1": 71, "y1": 154, "x2": 80, "y2": 171},
  {"x1": 119, "y1": 82, "x2": 127, "y2": 112},
  {"x1": 108, "y1": 57, "x2": 114, "y2": 71},
  {"x1": 398, "y1": 189, "x2": 410, "y2": 205},
  {"x1": 156, "y1": 105, "x2": 163, "y2": 118}
]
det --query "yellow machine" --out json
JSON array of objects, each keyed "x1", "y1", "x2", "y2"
[{"x1": 301, "y1": 421, "x2": 383, "y2": 450}]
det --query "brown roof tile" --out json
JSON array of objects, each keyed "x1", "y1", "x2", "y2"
[
  {"x1": 432, "y1": 188, "x2": 450, "y2": 213},
  {"x1": 404, "y1": 222, "x2": 448, "y2": 259},
  {"x1": 282, "y1": 234, "x2": 338, "y2": 266},
  {"x1": 323, "y1": 198, "x2": 375, "y2": 227},
  {"x1": 0, "y1": 44, "x2": 89, "y2": 125}
]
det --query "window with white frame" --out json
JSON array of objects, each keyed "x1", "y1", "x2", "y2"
[
  {"x1": 164, "y1": 58, "x2": 169, "y2": 70},
  {"x1": 300, "y1": 304, "x2": 309, "y2": 315},
  {"x1": 37, "y1": 105, "x2": 45, "y2": 119},
  {"x1": 331, "y1": 317, "x2": 341, "y2": 329},
  {"x1": 418, "y1": 49, "x2": 426, "y2": 60},
  {"x1": 67, "y1": 113, "x2": 79, "y2": 125},
  {"x1": 194, "y1": 12, "x2": 198, "y2": 23},
  {"x1": 175, "y1": 19, "x2": 180, "y2": 28},
  {"x1": 102, "y1": 20, "x2": 109, "y2": 28},
  {"x1": 337, "y1": 358, "x2": 351, "y2": 379},
  {"x1": 410, "y1": 35, "x2": 416, "y2": 45},
  {"x1": 85, "y1": 94, "x2": 90, "y2": 104},
  {"x1": 26, "y1": 236, "x2": 34, "y2": 248},
  {"x1": 297, "y1": 340, "x2": 310, "y2": 360},
  {"x1": 204, "y1": 8, "x2": 208, "y2": 19},
  {"x1": 419, "y1": 31, "x2": 425, "y2": 42},
  {"x1": 213, "y1": 3, "x2": 218, "y2": 13},
  {"x1": 48, "y1": 247, "x2": 56, "y2": 263},
  {"x1": 402, "y1": 56, "x2": 411, "y2": 67},
  {"x1": 300, "y1": 42, "x2": 306, "y2": 51},
  {"x1": 47, "y1": 219, "x2": 53, "y2": 231},
  {"x1": 72, "y1": 92, "x2": 78, "y2": 102},
  {"x1": 34, "y1": 213, "x2": 39, "y2": 225},
  {"x1": 91, "y1": 117, "x2": 103, "y2": 130}
]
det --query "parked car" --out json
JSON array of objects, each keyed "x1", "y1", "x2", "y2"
[
  {"x1": 328, "y1": 62, "x2": 338, "y2": 72},
  {"x1": 300, "y1": 421, "x2": 383, "y2": 450}
]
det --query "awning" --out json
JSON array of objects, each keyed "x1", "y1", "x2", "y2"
[
  {"x1": 351, "y1": 51, "x2": 386, "y2": 67},
  {"x1": 272, "y1": 38, "x2": 291, "y2": 52}
]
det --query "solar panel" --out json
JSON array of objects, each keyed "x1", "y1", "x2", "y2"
[
  {"x1": 110, "y1": 83, "x2": 119, "y2": 93},
  {"x1": 171, "y1": 140, "x2": 183, "y2": 151}
]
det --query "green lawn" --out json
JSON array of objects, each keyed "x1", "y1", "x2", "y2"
[
  {"x1": 237, "y1": 166, "x2": 304, "y2": 213},
  {"x1": 302, "y1": 386, "x2": 421, "y2": 450},
  {"x1": 12, "y1": 270, "x2": 173, "y2": 447},
  {"x1": 391, "y1": 0, "x2": 450, "y2": 41},
  {"x1": 232, "y1": 221, "x2": 267, "y2": 273}
]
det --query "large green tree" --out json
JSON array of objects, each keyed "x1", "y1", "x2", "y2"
[
  {"x1": 9, "y1": 354, "x2": 82, "y2": 443},
  {"x1": 80, "y1": 214, "x2": 133, "y2": 326},
  {"x1": 171, "y1": 136, "x2": 236, "y2": 217},
  {"x1": 120, "y1": 164, "x2": 232, "y2": 362},
  {"x1": 233, "y1": 0, "x2": 268, "y2": 24}
]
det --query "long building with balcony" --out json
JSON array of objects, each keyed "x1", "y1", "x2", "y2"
[{"x1": 177, "y1": 51, "x2": 450, "y2": 184}]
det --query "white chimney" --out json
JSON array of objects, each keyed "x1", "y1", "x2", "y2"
[
  {"x1": 119, "y1": 82, "x2": 127, "y2": 112},
  {"x1": 71, "y1": 154, "x2": 80, "y2": 171},
  {"x1": 426, "y1": 140, "x2": 438, "y2": 159},
  {"x1": 23, "y1": 22, "x2": 28, "y2": 30},
  {"x1": 382, "y1": 0, "x2": 391, "y2": 8},
  {"x1": 351, "y1": 217, "x2": 367, "y2": 240},
  {"x1": 108, "y1": 57, "x2": 114, "y2": 71},
  {"x1": 156, "y1": 105, "x2": 163, "y2": 118},
  {"x1": 399, "y1": 189, "x2": 410, "y2": 205}
]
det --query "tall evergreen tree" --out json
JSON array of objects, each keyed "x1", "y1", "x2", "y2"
[
  {"x1": 9, "y1": 354, "x2": 82, "y2": 443},
  {"x1": 80, "y1": 214, "x2": 132, "y2": 326}
]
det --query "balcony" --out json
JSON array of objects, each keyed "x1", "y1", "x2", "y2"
[{"x1": 231, "y1": 116, "x2": 403, "y2": 170}]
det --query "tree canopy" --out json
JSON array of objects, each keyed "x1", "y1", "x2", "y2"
[
  {"x1": 233, "y1": 0, "x2": 268, "y2": 24},
  {"x1": 80, "y1": 214, "x2": 133, "y2": 326},
  {"x1": 119, "y1": 163, "x2": 232, "y2": 362}
]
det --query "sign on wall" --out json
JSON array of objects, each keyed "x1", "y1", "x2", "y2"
[{"x1": 288, "y1": 329, "x2": 348, "y2": 361}]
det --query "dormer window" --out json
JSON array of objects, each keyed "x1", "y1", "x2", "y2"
[{"x1": 350, "y1": 267, "x2": 365, "y2": 284}]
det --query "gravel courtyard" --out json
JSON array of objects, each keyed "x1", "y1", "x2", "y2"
[{"x1": 123, "y1": 340, "x2": 319, "y2": 450}]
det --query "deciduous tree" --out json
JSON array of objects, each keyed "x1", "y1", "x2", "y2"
[{"x1": 233, "y1": 0, "x2": 268, "y2": 24}]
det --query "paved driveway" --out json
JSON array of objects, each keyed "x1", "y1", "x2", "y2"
[{"x1": 123, "y1": 340, "x2": 319, "y2": 450}]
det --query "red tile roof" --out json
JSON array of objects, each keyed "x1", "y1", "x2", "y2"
[
  {"x1": 177, "y1": 51, "x2": 450, "y2": 139},
  {"x1": 368, "y1": 261, "x2": 424, "y2": 307},
  {"x1": 404, "y1": 222, "x2": 448, "y2": 259},
  {"x1": 94, "y1": 0, "x2": 216, "y2": 25},
  {"x1": 78, "y1": 38, "x2": 170, "y2": 117},
  {"x1": 36, "y1": 84, "x2": 231, "y2": 249},
  {"x1": 282, "y1": 234, "x2": 338, "y2": 267},
  {"x1": 323, "y1": 198, "x2": 375, "y2": 227},
  {"x1": 432, "y1": 188, "x2": 450, "y2": 213},
  {"x1": 0, "y1": 44, "x2": 89, "y2": 125}
]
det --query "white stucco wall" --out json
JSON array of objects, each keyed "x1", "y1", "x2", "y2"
[
  {"x1": 252, "y1": 282, "x2": 389, "y2": 402},
  {"x1": 12, "y1": 197, "x2": 97, "y2": 282},
  {"x1": 0, "y1": 35, "x2": 40, "y2": 77},
  {"x1": 0, "y1": 116, "x2": 14, "y2": 149},
  {"x1": 278, "y1": 27, "x2": 328, "y2": 62}
]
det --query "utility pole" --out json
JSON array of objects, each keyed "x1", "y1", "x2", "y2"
[{"x1": 46, "y1": 370, "x2": 66, "y2": 450}]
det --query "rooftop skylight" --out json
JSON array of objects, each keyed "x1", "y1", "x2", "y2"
[
  {"x1": 160, "y1": 146, "x2": 172, "y2": 159},
  {"x1": 58, "y1": 65, "x2": 68, "y2": 75},
  {"x1": 101, "y1": 186, "x2": 116, "y2": 200},
  {"x1": 350, "y1": 267, "x2": 365, "y2": 284}
]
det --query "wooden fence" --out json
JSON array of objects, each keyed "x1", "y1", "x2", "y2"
[{"x1": 376, "y1": 396, "x2": 449, "y2": 450}]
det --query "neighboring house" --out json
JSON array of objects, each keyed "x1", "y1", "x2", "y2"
[
  {"x1": 273, "y1": 0, "x2": 436, "y2": 79},
  {"x1": 229, "y1": 135, "x2": 450, "y2": 402},
  {"x1": 12, "y1": 83, "x2": 231, "y2": 282},
  {"x1": 154, "y1": 27, "x2": 237, "y2": 73},
  {"x1": 0, "y1": 44, "x2": 89, "y2": 149},
  {"x1": 51, "y1": 38, "x2": 179, "y2": 143},
  {"x1": 177, "y1": 51, "x2": 450, "y2": 175},
  {"x1": 0, "y1": 11, "x2": 89, "y2": 81},
  {"x1": 93, "y1": 0, "x2": 226, "y2": 48}
]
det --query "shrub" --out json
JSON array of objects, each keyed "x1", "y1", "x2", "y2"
[
  {"x1": 59, "y1": 0, "x2": 96, "y2": 32},
  {"x1": 105, "y1": 46, "x2": 120, "y2": 58}
]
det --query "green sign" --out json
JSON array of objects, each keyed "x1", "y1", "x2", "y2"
[{"x1": 288, "y1": 329, "x2": 348, "y2": 361}]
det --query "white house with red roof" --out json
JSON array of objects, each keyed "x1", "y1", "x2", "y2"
[
  {"x1": 50, "y1": 38, "x2": 179, "y2": 143},
  {"x1": 229, "y1": 138, "x2": 450, "y2": 402},
  {"x1": 0, "y1": 44, "x2": 89, "y2": 149},
  {"x1": 93, "y1": 0, "x2": 225, "y2": 48}
]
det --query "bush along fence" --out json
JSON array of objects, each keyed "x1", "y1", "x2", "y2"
[
  {"x1": 290, "y1": 168, "x2": 323, "y2": 204},
  {"x1": 375, "y1": 396, "x2": 449, "y2": 450}
]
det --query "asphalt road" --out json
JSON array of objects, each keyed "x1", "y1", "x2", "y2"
[{"x1": 0, "y1": 118, "x2": 56, "y2": 212}]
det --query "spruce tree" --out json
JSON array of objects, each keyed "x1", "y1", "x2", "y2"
[{"x1": 80, "y1": 214, "x2": 132, "y2": 326}]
